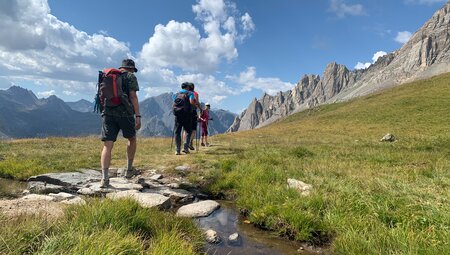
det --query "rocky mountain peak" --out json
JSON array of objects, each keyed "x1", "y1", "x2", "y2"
[{"x1": 229, "y1": 2, "x2": 450, "y2": 132}]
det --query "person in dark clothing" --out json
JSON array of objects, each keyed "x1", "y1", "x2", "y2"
[
  {"x1": 173, "y1": 82, "x2": 196, "y2": 155},
  {"x1": 186, "y1": 83, "x2": 201, "y2": 150}
]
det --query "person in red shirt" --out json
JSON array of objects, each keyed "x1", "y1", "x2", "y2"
[{"x1": 200, "y1": 103, "x2": 211, "y2": 146}]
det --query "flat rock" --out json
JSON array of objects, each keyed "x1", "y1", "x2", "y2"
[
  {"x1": 20, "y1": 194, "x2": 56, "y2": 201},
  {"x1": 380, "y1": 133, "x2": 396, "y2": 142},
  {"x1": 107, "y1": 190, "x2": 171, "y2": 209},
  {"x1": 149, "y1": 174, "x2": 163, "y2": 181},
  {"x1": 60, "y1": 196, "x2": 86, "y2": 205},
  {"x1": 48, "y1": 192, "x2": 75, "y2": 201},
  {"x1": 77, "y1": 178, "x2": 143, "y2": 196},
  {"x1": 143, "y1": 187, "x2": 194, "y2": 203},
  {"x1": 28, "y1": 169, "x2": 101, "y2": 187},
  {"x1": 176, "y1": 200, "x2": 220, "y2": 218},
  {"x1": 287, "y1": 178, "x2": 313, "y2": 196}
]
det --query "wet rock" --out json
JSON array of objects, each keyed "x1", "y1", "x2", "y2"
[
  {"x1": 380, "y1": 133, "x2": 396, "y2": 142},
  {"x1": 137, "y1": 178, "x2": 164, "y2": 189},
  {"x1": 27, "y1": 181, "x2": 66, "y2": 194},
  {"x1": 228, "y1": 232, "x2": 241, "y2": 245},
  {"x1": 287, "y1": 179, "x2": 313, "y2": 196},
  {"x1": 176, "y1": 200, "x2": 220, "y2": 218},
  {"x1": 205, "y1": 229, "x2": 221, "y2": 244},
  {"x1": 106, "y1": 190, "x2": 171, "y2": 209}
]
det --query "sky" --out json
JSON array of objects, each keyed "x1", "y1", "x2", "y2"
[{"x1": 0, "y1": 0, "x2": 447, "y2": 113}]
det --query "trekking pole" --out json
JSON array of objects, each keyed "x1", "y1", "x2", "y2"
[{"x1": 196, "y1": 120, "x2": 199, "y2": 152}]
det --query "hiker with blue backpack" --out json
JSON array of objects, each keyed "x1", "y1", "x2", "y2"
[
  {"x1": 173, "y1": 82, "x2": 196, "y2": 155},
  {"x1": 94, "y1": 59, "x2": 141, "y2": 188}
]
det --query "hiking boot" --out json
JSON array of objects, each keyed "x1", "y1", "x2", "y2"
[
  {"x1": 100, "y1": 178, "x2": 110, "y2": 188},
  {"x1": 201, "y1": 143, "x2": 205, "y2": 147},
  {"x1": 175, "y1": 151, "x2": 181, "y2": 155},
  {"x1": 188, "y1": 145, "x2": 195, "y2": 150},
  {"x1": 124, "y1": 170, "x2": 134, "y2": 179},
  {"x1": 182, "y1": 148, "x2": 190, "y2": 154}
]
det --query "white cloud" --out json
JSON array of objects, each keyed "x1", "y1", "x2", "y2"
[
  {"x1": 355, "y1": 62, "x2": 371, "y2": 70},
  {"x1": 395, "y1": 31, "x2": 412, "y2": 44},
  {"x1": 37, "y1": 90, "x2": 55, "y2": 98},
  {"x1": 329, "y1": 0, "x2": 367, "y2": 18},
  {"x1": 0, "y1": 0, "x2": 131, "y2": 95},
  {"x1": 354, "y1": 50, "x2": 387, "y2": 70},
  {"x1": 404, "y1": 0, "x2": 447, "y2": 5},
  {"x1": 138, "y1": 0, "x2": 254, "y2": 74},
  {"x1": 372, "y1": 51, "x2": 387, "y2": 62},
  {"x1": 229, "y1": 67, "x2": 294, "y2": 95}
]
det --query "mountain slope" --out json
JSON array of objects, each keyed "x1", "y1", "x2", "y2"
[
  {"x1": 229, "y1": 1, "x2": 450, "y2": 132},
  {"x1": 66, "y1": 99, "x2": 93, "y2": 113}
]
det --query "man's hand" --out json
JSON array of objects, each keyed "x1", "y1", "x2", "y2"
[{"x1": 135, "y1": 117, "x2": 141, "y2": 130}]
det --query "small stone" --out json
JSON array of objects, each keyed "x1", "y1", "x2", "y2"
[
  {"x1": 175, "y1": 165, "x2": 191, "y2": 172},
  {"x1": 150, "y1": 174, "x2": 163, "y2": 181},
  {"x1": 205, "y1": 229, "x2": 221, "y2": 244},
  {"x1": 287, "y1": 178, "x2": 313, "y2": 196},
  {"x1": 167, "y1": 183, "x2": 180, "y2": 189},
  {"x1": 243, "y1": 220, "x2": 251, "y2": 224},
  {"x1": 228, "y1": 232, "x2": 240, "y2": 244},
  {"x1": 380, "y1": 133, "x2": 396, "y2": 142}
]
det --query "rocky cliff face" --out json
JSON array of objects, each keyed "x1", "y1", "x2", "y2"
[{"x1": 229, "y1": 2, "x2": 450, "y2": 132}]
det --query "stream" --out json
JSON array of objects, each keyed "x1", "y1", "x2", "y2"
[{"x1": 197, "y1": 202, "x2": 318, "y2": 255}]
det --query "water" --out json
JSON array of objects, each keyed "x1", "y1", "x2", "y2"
[{"x1": 197, "y1": 202, "x2": 317, "y2": 255}]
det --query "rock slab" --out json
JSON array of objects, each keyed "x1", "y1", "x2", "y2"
[{"x1": 176, "y1": 200, "x2": 220, "y2": 218}]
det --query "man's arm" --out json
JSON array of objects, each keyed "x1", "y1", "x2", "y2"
[{"x1": 129, "y1": 90, "x2": 141, "y2": 130}]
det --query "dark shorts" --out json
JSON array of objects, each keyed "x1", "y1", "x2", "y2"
[
  {"x1": 192, "y1": 113, "x2": 198, "y2": 130},
  {"x1": 175, "y1": 115, "x2": 192, "y2": 134},
  {"x1": 101, "y1": 115, "x2": 136, "y2": 142}
]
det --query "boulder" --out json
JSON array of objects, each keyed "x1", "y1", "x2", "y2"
[
  {"x1": 48, "y1": 192, "x2": 76, "y2": 201},
  {"x1": 143, "y1": 187, "x2": 194, "y2": 204},
  {"x1": 176, "y1": 200, "x2": 220, "y2": 218},
  {"x1": 287, "y1": 178, "x2": 313, "y2": 196}
]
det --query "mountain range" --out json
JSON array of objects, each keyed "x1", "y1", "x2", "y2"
[
  {"x1": 228, "y1": 2, "x2": 450, "y2": 132},
  {"x1": 0, "y1": 87, "x2": 236, "y2": 139}
]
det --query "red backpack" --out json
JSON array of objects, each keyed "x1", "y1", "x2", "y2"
[{"x1": 94, "y1": 68, "x2": 129, "y2": 113}]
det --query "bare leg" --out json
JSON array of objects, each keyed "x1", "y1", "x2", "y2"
[
  {"x1": 101, "y1": 141, "x2": 114, "y2": 186},
  {"x1": 127, "y1": 136, "x2": 137, "y2": 169}
]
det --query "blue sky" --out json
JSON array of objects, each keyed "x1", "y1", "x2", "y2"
[{"x1": 0, "y1": 0, "x2": 447, "y2": 113}]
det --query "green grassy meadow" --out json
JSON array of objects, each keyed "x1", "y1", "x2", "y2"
[{"x1": 1, "y1": 73, "x2": 449, "y2": 254}]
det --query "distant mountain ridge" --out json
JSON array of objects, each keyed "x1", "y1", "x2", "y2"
[
  {"x1": 0, "y1": 86, "x2": 100, "y2": 138},
  {"x1": 0, "y1": 86, "x2": 235, "y2": 138},
  {"x1": 229, "y1": 2, "x2": 450, "y2": 132}
]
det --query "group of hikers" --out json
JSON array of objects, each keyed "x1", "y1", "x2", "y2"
[{"x1": 95, "y1": 59, "x2": 211, "y2": 187}]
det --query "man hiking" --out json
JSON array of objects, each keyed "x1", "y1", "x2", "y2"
[
  {"x1": 186, "y1": 82, "x2": 200, "y2": 150},
  {"x1": 100, "y1": 59, "x2": 141, "y2": 188},
  {"x1": 200, "y1": 103, "x2": 211, "y2": 146},
  {"x1": 173, "y1": 82, "x2": 196, "y2": 155}
]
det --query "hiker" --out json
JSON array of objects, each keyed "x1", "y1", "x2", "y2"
[
  {"x1": 99, "y1": 59, "x2": 141, "y2": 188},
  {"x1": 173, "y1": 82, "x2": 196, "y2": 155},
  {"x1": 186, "y1": 82, "x2": 201, "y2": 150},
  {"x1": 200, "y1": 103, "x2": 211, "y2": 146}
]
